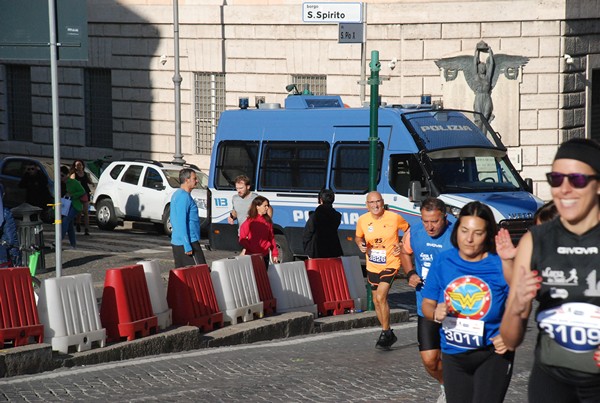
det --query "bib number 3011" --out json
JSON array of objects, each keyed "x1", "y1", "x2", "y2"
[{"x1": 442, "y1": 317, "x2": 484, "y2": 350}]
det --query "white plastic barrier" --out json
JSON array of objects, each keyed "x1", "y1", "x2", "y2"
[
  {"x1": 340, "y1": 256, "x2": 367, "y2": 311},
  {"x1": 268, "y1": 261, "x2": 317, "y2": 317},
  {"x1": 138, "y1": 260, "x2": 172, "y2": 330},
  {"x1": 37, "y1": 273, "x2": 106, "y2": 354},
  {"x1": 210, "y1": 256, "x2": 263, "y2": 325}
]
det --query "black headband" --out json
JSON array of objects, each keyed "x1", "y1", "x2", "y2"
[{"x1": 554, "y1": 138, "x2": 600, "y2": 174}]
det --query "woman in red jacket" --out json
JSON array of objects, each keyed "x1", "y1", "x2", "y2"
[{"x1": 239, "y1": 196, "x2": 279, "y2": 267}]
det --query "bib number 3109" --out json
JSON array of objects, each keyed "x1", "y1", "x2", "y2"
[{"x1": 537, "y1": 302, "x2": 600, "y2": 352}]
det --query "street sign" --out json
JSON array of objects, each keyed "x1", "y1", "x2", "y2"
[
  {"x1": 302, "y1": 2, "x2": 363, "y2": 23},
  {"x1": 0, "y1": 0, "x2": 88, "y2": 61},
  {"x1": 339, "y1": 23, "x2": 364, "y2": 43}
]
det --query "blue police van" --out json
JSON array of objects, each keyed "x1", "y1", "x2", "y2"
[{"x1": 208, "y1": 94, "x2": 543, "y2": 261}]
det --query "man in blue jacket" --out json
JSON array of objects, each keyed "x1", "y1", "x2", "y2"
[{"x1": 170, "y1": 168, "x2": 206, "y2": 268}]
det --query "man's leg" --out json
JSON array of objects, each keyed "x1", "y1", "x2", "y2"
[
  {"x1": 417, "y1": 316, "x2": 444, "y2": 383},
  {"x1": 374, "y1": 281, "x2": 391, "y2": 330},
  {"x1": 191, "y1": 241, "x2": 206, "y2": 265}
]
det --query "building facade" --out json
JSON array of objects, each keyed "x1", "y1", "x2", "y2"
[{"x1": 1, "y1": 0, "x2": 599, "y2": 200}]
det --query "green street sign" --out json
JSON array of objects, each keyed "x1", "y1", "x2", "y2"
[{"x1": 0, "y1": 0, "x2": 88, "y2": 61}]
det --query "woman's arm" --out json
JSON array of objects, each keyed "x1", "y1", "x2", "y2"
[
  {"x1": 500, "y1": 232, "x2": 540, "y2": 349},
  {"x1": 422, "y1": 298, "x2": 447, "y2": 323},
  {"x1": 495, "y1": 228, "x2": 516, "y2": 283}
]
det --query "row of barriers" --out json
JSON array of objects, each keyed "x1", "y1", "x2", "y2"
[{"x1": 0, "y1": 255, "x2": 367, "y2": 355}]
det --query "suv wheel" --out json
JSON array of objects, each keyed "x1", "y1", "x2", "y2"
[
  {"x1": 275, "y1": 234, "x2": 293, "y2": 263},
  {"x1": 162, "y1": 205, "x2": 172, "y2": 236},
  {"x1": 96, "y1": 198, "x2": 118, "y2": 230}
]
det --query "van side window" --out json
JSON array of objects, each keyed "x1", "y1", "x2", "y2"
[
  {"x1": 331, "y1": 142, "x2": 383, "y2": 193},
  {"x1": 214, "y1": 141, "x2": 259, "y2": 189},
  {"x1": 260, "y1": 142, "x2": 329, "y2": 191},
  {"x1": 389, "y1": 154, "x2": 424, "y2": 197}
]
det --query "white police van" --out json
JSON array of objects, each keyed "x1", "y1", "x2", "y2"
[{"x1": 208, "y1": 94, "x2": 542, "y2": 261}]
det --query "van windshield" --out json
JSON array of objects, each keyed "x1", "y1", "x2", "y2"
[
  {"x1": 402, "y1": 110, "x2": 503, "y2": 152},
  {"x1": 428, "y1": 149, "x2": 524, "y2": 193}
]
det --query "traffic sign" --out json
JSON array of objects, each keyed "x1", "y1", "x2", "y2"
[
  {"x1": 302, "y1": 2, "x2": 363, "y2": 23},
  {"x1": 339, "y1": 23, "x2": 364, "y2": 43}
]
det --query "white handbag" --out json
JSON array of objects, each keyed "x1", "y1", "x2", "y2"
[{"x1": 60, "y1": 197, "x2": 72, "y2": 216}]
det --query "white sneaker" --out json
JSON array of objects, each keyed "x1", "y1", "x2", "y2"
[{"x1": 436, "y1": 388, "x2": 446, "y2": 403}]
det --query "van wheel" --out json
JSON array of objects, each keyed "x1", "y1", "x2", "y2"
[
  {"x1": 275, "y1": 234, "x2": 293, "y2": 263},
  {"x1": 96, "y1": 199, "x2": 117, "y2": 230},
  {"x1": 162, "y1": 205, "x2": 172, "y2": 236}
]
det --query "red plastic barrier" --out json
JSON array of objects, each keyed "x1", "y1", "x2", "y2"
[
  {"x1": 249, "y1": 255, "x2": 276, "y2": 315},
  {"x1": 167, "y1": 264, "x2": 223, "y2": 332},
  {"x1": 0, "y1": 267, "x2": 44, "y2": 347},
  {"x1": 100, "y1": 265, "x2": 158, "y2": 342},
  {"x1": 305, "y1": 258, "x2": 354, "y2": 317}
]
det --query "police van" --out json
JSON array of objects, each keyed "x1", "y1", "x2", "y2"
[{"x1": 208, "y1": 94, "x2": 542, "y2": 261}]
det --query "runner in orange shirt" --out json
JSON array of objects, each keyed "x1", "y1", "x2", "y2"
[{"x1": 356, "y1": 191, "x2": 410, "y2": 348}]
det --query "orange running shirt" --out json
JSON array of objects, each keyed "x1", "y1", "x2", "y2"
[{"x1": 355, "y1": 210, "x2": 410, "y2": 274}]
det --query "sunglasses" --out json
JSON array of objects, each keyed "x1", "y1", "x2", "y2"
[{"x1": 546, "y1": 172, "x2": 600, "y2": 188}]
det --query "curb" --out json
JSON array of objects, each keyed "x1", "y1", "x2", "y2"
[{"x1": 0, "y1": 308, "x2": 409, "y2": 378}]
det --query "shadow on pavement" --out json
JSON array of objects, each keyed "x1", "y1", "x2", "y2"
[{"x1": 60, "y1": 254, "x2": 107, "y2": 269}]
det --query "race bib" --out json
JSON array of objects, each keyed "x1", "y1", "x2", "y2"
[
  {"x1": 442, "y1": 317, "x2": 484, "y2": 350},
  {"x1": 537, "y1": 302, "x2": 600, "y2": 352},
  {"x1": 369, "y1": 249, "x2": 386, "y2": 265}
]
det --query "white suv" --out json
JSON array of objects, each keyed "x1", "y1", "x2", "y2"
[{"x1": 92, "y1": 159, "x2": 208, "y2": 235}]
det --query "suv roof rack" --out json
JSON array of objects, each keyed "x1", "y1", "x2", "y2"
[
  {"x1": 159, "y1": 161, "x2": 201, "y2": 171},
  {"x1": 121, "y1": 158, "x2": 164, "y2": 167}
]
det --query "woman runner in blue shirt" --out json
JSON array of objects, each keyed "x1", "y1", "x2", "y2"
[{"x1": 421, "y1": 201, "x2": 513, "y2": 403}]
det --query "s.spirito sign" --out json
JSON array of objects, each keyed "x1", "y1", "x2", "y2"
[{"x1": 302, "y1": 2, "x2": 363, "y2": 23}]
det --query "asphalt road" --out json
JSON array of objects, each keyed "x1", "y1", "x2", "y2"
[
  {"x1": 35, "y1": 222, "x2": 234, "y2": 298},
  {"x1": 0, "y1": 320, "x2": 536, "y2": 402}
]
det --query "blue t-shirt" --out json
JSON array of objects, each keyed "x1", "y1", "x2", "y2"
[
  {"x1": 421, "y1": 248, "x2": 508, "y2": 354},
  {"x1": 170, "y1": 188, "x2": 200, "y2": 252},
  {"x1": 408, "y1": 221, "x2": 453, "y2": 316}
]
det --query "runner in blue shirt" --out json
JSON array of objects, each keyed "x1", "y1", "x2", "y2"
[
  {"x1": 400, "y1": 197, "x2": 453, "y2": 403},
  {"x1": 422, "y1": 201, "x2": 513, "y2": 403}
]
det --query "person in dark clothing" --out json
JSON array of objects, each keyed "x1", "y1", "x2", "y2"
[
  {"x1": 0, "y1": 184, "x2": 21, "y2": 268},
  {"x1": 303, "y1": 189, "x2": 343, "y2": 258},
  {"x1": 18, "y1": 162, "x2": 52, "y2": 220},
  {"x1": 70, "y1": 159, "x2": 92, "y2": 235}
]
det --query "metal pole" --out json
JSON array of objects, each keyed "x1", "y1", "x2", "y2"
[
  {"x1": 368, "y1": 50, "x2": 380, "y2": 192},
  {"x1": 359, "y1": 3, "x2": 367, "y2": 105},
  {"x1": 172, "y1": 0, "x2": 184, "y2": 163},
  {"x1": 48, "y1": 0, "x2": 62, "y2": 277}
]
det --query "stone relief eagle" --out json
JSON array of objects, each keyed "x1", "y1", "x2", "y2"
[{"x1": 435, "y1": 41, "x2": 529, "y2": 124}]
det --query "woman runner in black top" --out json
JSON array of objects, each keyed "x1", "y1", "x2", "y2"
[{"x1": 500, "y1": 138, "x2": 600, "y2": 403}]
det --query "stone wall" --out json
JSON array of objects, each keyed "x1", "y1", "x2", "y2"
[{"x1": 1, "y1": 0, "x2": 599, "y2": 199}]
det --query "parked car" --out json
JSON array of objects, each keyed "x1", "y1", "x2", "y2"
[
  {"x1": 0, "y1": 156, "x2": 98, "y2": 222},
  {"x1": 92, "y1": 159, "x2": 208, "y2": 235}
]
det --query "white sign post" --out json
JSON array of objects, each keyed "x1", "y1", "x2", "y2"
[{"x1": 302, "y1": 2, "x2": 363, "y2": 23}]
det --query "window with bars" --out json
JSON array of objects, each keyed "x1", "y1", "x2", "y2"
[
  {"x1": 84, "y1": 68, "x2": 113, "y2": 148},
  {"x1": 194, "y1": 72, "x2": 225, "y2": 155},
  {"x1": 591, "y1": 68, "x2": 600, "y2": 143},
  {"x1": 290, "y1": 74, "x2": 327, "y2": 95},
  {"x1": 6, "y1": 65, "x2": 32, "y2": 142}
]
